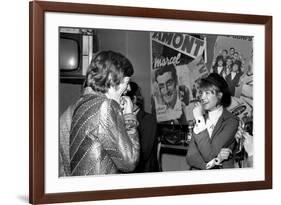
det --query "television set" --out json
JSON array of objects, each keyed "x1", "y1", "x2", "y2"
[
  {"x1": 59, "y1": 27, "x2": 95, "y2": 83},
  {"x1": 59, "y1": 31, "x2": 82, "y2": 75}
]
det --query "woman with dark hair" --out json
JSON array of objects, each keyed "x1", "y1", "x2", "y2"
[
  {"x1": 186, "y1": 73, "x2": 239, "y2": 170},
  {"x1": 68, "y1": 50, "x2": 139, "y2": 176}
]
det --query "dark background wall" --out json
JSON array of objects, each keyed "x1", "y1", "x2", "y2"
[{"x1": 59, "y1": 30, "x2": 152, "y2": 115}]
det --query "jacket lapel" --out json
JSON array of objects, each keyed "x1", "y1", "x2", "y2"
[
  {"x1": 210, "y1": 115, "x2": 223, "y2": 140},
  {"x1": 210, "y1": 109, "x2": 230, "y2": 140}
]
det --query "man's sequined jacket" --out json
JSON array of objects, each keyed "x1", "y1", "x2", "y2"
[{"x1": 60, "y1": 90, "x2": 140, "y2": 176}]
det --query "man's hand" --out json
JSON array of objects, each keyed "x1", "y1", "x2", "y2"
[
  {"x1": 243, "y1": 132, "x2": 253, "y2": 156},
  {"x1": 120, "y1": 96, "x2": 133, "y2": 114},
  {"x1": 235, "y1": 121, "x2": 245, "y2": 142}
]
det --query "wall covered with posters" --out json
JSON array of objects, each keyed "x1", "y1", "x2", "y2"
[
  {"x1": 60, "y1": 29, "x2": 254, "y2": 137},
  {"x1": 150, "y1": 31, "x2": 253, "y2": 130},
  {"x1": 151, "y1": 32, "x2": 208, "y2": 123}
]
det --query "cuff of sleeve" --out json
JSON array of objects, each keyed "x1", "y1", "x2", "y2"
[
  {"x1": 123, "y1": 113, "x2": 137, "y2": 121},
  {"x1": 193, "y1": 116, "x2": 206, "y2": 134}
]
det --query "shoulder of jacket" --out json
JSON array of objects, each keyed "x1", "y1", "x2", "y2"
[
  {"x1": 100, "y1": 98, "x2": 121, "y2": 113},
  {"x1": 222, "y1": 109, "x2": 239, "y2": 123}
]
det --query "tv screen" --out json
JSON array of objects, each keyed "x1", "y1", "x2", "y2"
[{"x1": 59, "y1": 38, "x2": 79, "y2": 71}]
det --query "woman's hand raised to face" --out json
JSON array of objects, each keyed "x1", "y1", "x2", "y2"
[{"x1": 193, "y1": 102, "x2": 204, "y2": 119}]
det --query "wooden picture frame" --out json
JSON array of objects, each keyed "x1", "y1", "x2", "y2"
[{"x1": 29, "y1": 1, "x2": 272, "y2": 204}]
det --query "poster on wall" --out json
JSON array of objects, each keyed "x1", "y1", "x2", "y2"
[
  {"x1": 150, "y1": 32, "x2": 208, "y2": 124},
  {"x1": 150, "y1": 32, "x2": 253, "y2": 127},
  {"x1": 213, "y1": 35, "x2": 254, "y2": 123}
]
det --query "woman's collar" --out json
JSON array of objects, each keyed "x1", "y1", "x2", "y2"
[{"x1": 208, "y1": 106, "x2": 223, "y2": 120}]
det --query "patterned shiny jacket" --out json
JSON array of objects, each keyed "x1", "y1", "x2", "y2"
[{"x1": 62, "y1": 91, "x2": 140, "y2": 176}]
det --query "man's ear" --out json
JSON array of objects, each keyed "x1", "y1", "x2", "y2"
[{"x1": 133, "y1": 96, "x2": 137, "y2": 104}]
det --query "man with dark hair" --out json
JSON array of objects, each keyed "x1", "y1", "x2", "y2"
[
  {"x1": 126, "y1": 82, "x2": 159, "y2": 172},
  {"x1": 155, "y1": 64, "x2": 179, "y2": 109},
  {"x1": 229, "y1": 47, "x2": 235, "y2": 57},
  {"x1": 153, "y1": 64, "x2": 190, "y2": 124},
  {"x1": 225, "y1": 60, "x2": 243, "y2": 96}
]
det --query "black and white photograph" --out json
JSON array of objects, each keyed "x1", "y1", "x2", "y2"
[
  {"x1": 28, "y1": 1, "x2": 272, "y2": 204},
  {"x1": 2, "y1": 0, "x2": 280, "y2": 203},
  {"x1": 59, "y1": 27, "x2": 254, "y2": 176}
]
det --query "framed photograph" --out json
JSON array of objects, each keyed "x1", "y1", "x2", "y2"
[{"x1": 29, "y1": 0, "x2": 272, "y2": 204}]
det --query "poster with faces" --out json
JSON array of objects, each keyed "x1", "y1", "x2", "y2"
[
  {"x1": 150, "y1": 32, "x2": 207, "y2": 123},
  {"x1": 150, "y1": 32, "x2": 253, "y2": 125}
]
